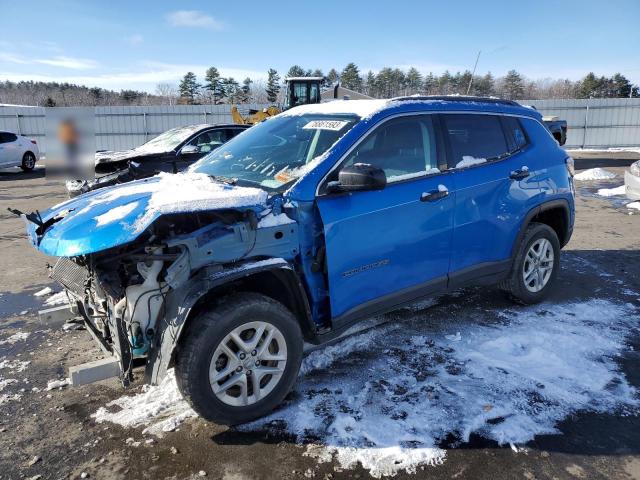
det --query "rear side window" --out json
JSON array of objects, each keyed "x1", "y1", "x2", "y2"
[
  {"x1": 0, "y1": 132, "x2": 17, "y2": 144},
  {"x1": 502, "y1": 116, "x2": 528, "y2": 150},
  {"x1": 442, "y1": 114, "x2": 509, "y2": 168},
  {"x1": 343, "y1": 115, "x2": 440, "y2": 182}
]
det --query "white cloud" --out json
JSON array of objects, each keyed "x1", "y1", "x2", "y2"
[
  {"x1": 0, "y1": 53, "x2": 30, "y2": 65},
  {"x1": 35, "y1": 56, "x2": 99, "y2": 70},
  {"x1": 127, "y1": 34, "x2": 144, "y2": 46},
  {"x1": 0, "y1": 62, "x2": 266, "y2": 92},
  {"x1": 166, "y1": 10, "x2": 224, "y2": 30}
]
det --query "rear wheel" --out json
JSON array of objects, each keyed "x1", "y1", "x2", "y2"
[
  {"x1": 501, "y1": 222, "x2": 560, "y2": 304},
  {"x1": 21, "y1": 152, "x2": 36, "y2": 171},
  {"x1": 175, "y1": 293, "x2": 303, "y2": 425}
]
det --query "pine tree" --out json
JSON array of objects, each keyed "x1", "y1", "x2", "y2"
[
  {"x1": 405, "y1": 68, "x2": 423, "y2": 95},
  {"x1": 423, "y1": 73, "x2": 436, "y2": 95},
  {"x1": 611, "y1": 73, "x2": 634, "y2": 98},
  {"x1": 474, "y1": 72, "x2": 495, "y2": 97},
  {"x1": 204, "y1": 67, "x2": 224, "y2": 104},
  {"x1": 502, "y1": 70, "x2": 525, "y2": 100},
  {"x1": 364, "y1": 71, "x2": 376, "y2": 97},
  {"x1": 286, "y1": 65, "x2": 306, "y2": 78},
  {"x1": 221, "y1": 77, "x2": 240, "y2": 103},
  {"x1": 340, "y1": 63, "x2": 363, "y2": 91},
  {"x1": 241, "y1": 77, "x2": 253, "y2": 102},
  {"x1": 326, "y1": 68, "x2": 339, "y2": 86},
  {"x1": 179, "y1": 72, "x2": 200, "y2": 104},
  {"x1": 266, "y1": 68, "x2": 280, "y2": 103}
]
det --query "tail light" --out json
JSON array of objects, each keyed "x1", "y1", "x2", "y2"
[
  {"x1": 565, "y1": 157, "x2": 575, "y2": 177},
  {"x1": 30, "y1": 139, "x2": 37, "y2": 145}
]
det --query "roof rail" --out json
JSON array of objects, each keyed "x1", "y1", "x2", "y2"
[{"x1": 391, "y1": 95, "x2": 520, "y2": 106}]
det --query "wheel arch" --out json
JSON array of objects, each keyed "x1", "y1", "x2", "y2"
[
  {"x1": 512, "y1": 199, "x2": 572, "y2": 260},
  {"x1": 145, "y1": 258, "x2": 315, "y2": 385}
]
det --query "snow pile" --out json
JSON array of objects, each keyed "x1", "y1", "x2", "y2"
[
  {"x1": 597, "y1": 185, "x2": 626, "y2": 197},
  {"x1": 95, "y1": 202, "x2": 139, "y2": 226},
  {"x1": 456, "y1": 156, "x2": 487, "y2": 168},
  {"x1": 574, "y1": 168, "x2": 616, "y2": 181},
  {"x1": 33, "y1": 287, "x2": 53, "y2": 297},
  {"x1": 92, "y1": 369, "x2": 196, "y2": 436},
  {"x1": 258, "y1": 212, "x2": 295, "y2": 228},
  {"x1": 0, "y1": 332, "x2": 30, "y2": 345},
  {"x1": 242, "y1": 299, "x2": 638, "y2": 477},
  {"x1": 46, "y1": 378, "x2": 70, "y2": 390},
  {"x1": 627, "y1": 201, "x2": 640, "y2": 210},
  {"x1": 44, "y1": 291, "x2": 69, "y2": 306}
]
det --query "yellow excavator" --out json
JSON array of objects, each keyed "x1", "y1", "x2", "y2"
[{"x1": 231, "y1": 77, "x2": 326, "y2": 125}]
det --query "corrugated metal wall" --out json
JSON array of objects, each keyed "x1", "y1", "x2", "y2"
[
  {"x1": 0, "y1": 104, "x2": 265, "y2": 154},
  {"x1": 523, "y1": 98, "x2": 640, "y2": 148},
  {"x1": 2, "y1": 100, "x2": 639, "y2": 153}
]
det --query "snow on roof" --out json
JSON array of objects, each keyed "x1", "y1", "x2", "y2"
[
  {"x1": 285, "y1": 77, "x2": 325, "y2": 81},
  {"x1": 280, "y1": 99, "x2": 389, "y2": 119}
]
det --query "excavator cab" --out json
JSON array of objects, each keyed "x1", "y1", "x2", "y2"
[{"x1": 284, "y1": 77, "x2": 324, "y2": 109}]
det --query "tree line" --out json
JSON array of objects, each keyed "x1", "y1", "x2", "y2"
[{"x1": 1, "y1": 65, "x2": 638, "y2": 107}]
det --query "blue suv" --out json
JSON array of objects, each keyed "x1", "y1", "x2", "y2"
[{"x1": 22, "y1": 96, "x2": 575, "y2": 424}]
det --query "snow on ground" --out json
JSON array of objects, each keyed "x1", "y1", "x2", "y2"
[
  {"x1": 597, "y1": 185, "x2": 626, "y2": 197},
  {"x1": 0, "y1": 332, "x2": 30, "y2": 345},
  {"x1": 44, "y1": 291, "x2": 69, "y2": 306},
  {"x1": 0, "y1": 358, "x2": 31, "y2": 372},
  {"x1": 627, "y1": 201, "x2": 640, "y2": 210},
  {"x1": 92, "y1": 369, "x2": 196, "y2": 436},
  {"x1": 33, "y1": 287, "x2": 53, "y2": 297},
  {"x1": 574, "y1": 168, "x2": 616, "y2": 181},
  {"x1": 46, "y1": 378, "x2": 70, "y2": 390},
  {"x1": 93, "y1": 297, "x2": 639, "y2": 478},
  {"x1": 566, "y1": 147, "x2": 640, "y2": 155}
]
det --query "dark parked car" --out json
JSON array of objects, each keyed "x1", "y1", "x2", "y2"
[{"x1": 66, "y1": 123, "x2": 249, "y2": 196}]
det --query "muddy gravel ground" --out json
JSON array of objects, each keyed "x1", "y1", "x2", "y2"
[{"x1": 0, "y1": 157, "x2": 639, "y2": 480}]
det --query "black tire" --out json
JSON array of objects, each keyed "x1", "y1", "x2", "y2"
[
  {"x1": 21, "y1": 152, "x2": 36, "y2": 171},
  {"x1": 501, "y1": 222, "x2": 560, "y2": 304},
  {"x1": 175, "y1": 292, "x2": 303, "y2": 425}
]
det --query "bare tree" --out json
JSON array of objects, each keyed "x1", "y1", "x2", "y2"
[{"x1": 155, "y1": 82, "x2": 178, "y2": 105}]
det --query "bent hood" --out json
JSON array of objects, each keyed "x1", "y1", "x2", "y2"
[{"x1": 28, "y1": 172, "x2": 269, "y2": 257}]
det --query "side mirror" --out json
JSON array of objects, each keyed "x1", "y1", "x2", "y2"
[
  {"x1": 180, "y1": 144, "x2": 199, "y2": 155},
  {"x1": 327, "y1": 163, "x2": 386, "y2": 193}
]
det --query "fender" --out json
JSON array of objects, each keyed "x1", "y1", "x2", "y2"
[
  {"x1": 144, "y1": 257, "x2": 314, "y2": 385},
  {"x1": 510, "y1": 198, "x2": 572, "y2": 260}
]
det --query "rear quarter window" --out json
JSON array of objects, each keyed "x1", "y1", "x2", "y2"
[
  {"x1": 442, "y1": 114, "x2": 510, "y2": 168},
  {"x1": 502, "y1": 116, "x2": 528, "y2": 150}
]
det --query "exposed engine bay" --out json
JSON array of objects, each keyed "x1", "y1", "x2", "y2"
[{"x1": 50, "y1": 207, "x2": 299, "y2": 386}]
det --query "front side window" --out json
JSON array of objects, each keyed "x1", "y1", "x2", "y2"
[
  {"x1": 442, "y1": 114, "x2": 509, "y2": 168},
  {"x1": 192, "y1": 114, "x2": 358, "y2": 190},
  {"x1": 343, "y1": 115, "x2": 440, "y2": 182},
  {"x1": 187, "y1": 129, "x2": 230, "y2": 153}
]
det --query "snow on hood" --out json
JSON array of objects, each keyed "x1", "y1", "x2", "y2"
[{"x1": 29, "y1": 172, "x2": 268, "y2": 257}]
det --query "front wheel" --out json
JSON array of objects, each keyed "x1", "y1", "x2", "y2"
[
  {"x1": 175, "y1": 293, "x2": 303, "y2": 425},
  {"x1": 501, "y1": 222, "x2": 560, "y2": 304}
]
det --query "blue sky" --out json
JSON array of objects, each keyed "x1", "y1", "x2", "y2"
[{"x1": 1, "y1": 0, "x2": 638, "y2": 92}]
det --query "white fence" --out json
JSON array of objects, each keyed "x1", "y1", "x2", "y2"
[{"x1": 2, "y1": 99, "x2": 640, "y2": 153}]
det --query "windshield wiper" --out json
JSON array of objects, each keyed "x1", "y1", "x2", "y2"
[{"x1": 210, "y1": 175, "x2": 238, "y2": 185}]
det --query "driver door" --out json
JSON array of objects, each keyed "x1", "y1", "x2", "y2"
[{"x1": 316, "y1": 115, "x2": 455, "y2": 324}]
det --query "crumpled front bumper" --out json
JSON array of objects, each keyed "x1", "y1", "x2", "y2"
[{"x1": 625, "y1": 170, "x2": 640, "y2": 200}]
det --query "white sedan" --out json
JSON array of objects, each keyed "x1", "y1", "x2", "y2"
[
  {"x1": 625, "y1": 160, "x2": 640, "y2": 200},
  {"x1": 0, "y1": 131, "x2": 40, "y2": 171}
]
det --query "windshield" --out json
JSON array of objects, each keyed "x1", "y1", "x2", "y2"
[
  {"x1": 191, "y1": 114, "x2": 359, "y2": 190},
  {"x1": 135, "y1": 125, "x2": 203, "y2": 154}
]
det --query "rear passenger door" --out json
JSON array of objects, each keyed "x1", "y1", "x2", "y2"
[
  {"x1": 316, "y1": 114, "x2": 455, "y2": 323},
  {"x1": 443, "y1": 113, "x2": 541, "y2": 285}
]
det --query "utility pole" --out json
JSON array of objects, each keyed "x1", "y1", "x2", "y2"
[{"x1": 466, "y1": 51, "x2": 481, "y2": 95}]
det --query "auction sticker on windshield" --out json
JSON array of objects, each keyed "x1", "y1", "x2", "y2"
[{"x1": 303, "y1": 120, "x2": 350, "y2": 131}]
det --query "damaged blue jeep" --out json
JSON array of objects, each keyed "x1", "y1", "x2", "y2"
[{"x1": 23, "y1": 97, "x2": 575, "y2": 424}]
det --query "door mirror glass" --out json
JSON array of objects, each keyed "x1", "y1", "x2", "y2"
[{"x1": 329, "y1": 163, "x2": 387, "y2": 193}]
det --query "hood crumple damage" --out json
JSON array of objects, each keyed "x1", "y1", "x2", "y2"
[{"x1": 28, "y1": 172, "x2": 269, "y2": 257}]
